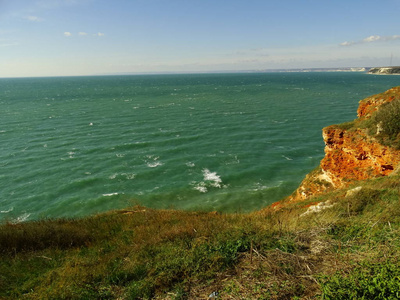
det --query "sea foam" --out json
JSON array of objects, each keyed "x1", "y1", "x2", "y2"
[
  {"x1": 102, "y1": 192, "x2": 120, "y2": 197},
  {"x1": 12, "y1": 213, "x2": 31, "y2": 224},
  {"x1": 203, "y1": 169, "x2": 223, "y2": 188},
  {"x1": 1, "y1": 207, "x2": 13, "y2": 213},
  {"x1": 192, "y1": 169, "x2": 225, "y2": 193}
]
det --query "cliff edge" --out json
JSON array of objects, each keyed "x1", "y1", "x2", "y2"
[{"x1": 288, "y1": 86, "x2": 400, "y2": 202}]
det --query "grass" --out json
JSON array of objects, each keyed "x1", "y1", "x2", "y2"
[
  {"x1": 370, "y1": 98, "x2": 400, "y2": 149},
  {"x1": 320, "y1": 260, "x2": 400, "y2": 300},
  {"x1": 1, "y1": 173, "x2": 400, "y2": 299}
]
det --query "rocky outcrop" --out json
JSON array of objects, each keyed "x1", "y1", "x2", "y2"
[
  {"x1": 288, "y1": 87, "x2": 400, "y2": 202},
  {"x1": 368, "y1": 67, "x2": 400, "y2": 75},
  {"x1": 357, "y1": 87, "x2": 400, "y2": 118}
]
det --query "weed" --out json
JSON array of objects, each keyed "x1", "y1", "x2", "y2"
[
  {"x1": 369, "y1": 98, "x2": 400, "y2": 148},
  {"x1": 335, "y1": 121, "x2": 356, "y2": 131},
  {"x1": 346, "y1": 188, "x2": 382, "y2": 215},
  {"x1": 320, "y1": 260, "x2": 400, "y2": 299}
]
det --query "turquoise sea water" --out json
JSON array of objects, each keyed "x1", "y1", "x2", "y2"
[{"x1": 1, "y1": 72, "x2": 399, "y2": 222}]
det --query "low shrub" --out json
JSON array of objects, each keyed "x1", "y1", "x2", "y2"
[
  {"x1": 346, "y1": 188, "x2": 382, "y2": 215},
  {"x1": 370, "y1": 98, "x2": 400, "y2": 148},
  {"x1": 320, "y1": 260, "x2": 400, "y2": 300}
]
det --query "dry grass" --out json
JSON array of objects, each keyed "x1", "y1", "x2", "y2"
[{"x1": 1, "y1": 174, "x2": 400, "y2": 299}]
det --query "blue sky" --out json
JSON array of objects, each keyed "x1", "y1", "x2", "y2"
[{"x1": 1, "y1": 0, "x2": 400, "y2": 77}]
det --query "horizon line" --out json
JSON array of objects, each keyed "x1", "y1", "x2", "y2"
[{"x1": 0, "y1": 66, "x2": 377, "y2": 79}]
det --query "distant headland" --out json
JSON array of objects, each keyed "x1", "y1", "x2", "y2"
[{"x1": 368, "y1": 66, "x2": 400, "y2": 75}]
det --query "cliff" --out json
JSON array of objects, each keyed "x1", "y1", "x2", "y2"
[
  {"x1": 368, "y1": 67, "x2": 400, "y2": 75},
  {"x1": 288, "y1": 86, "x2": 400, "y2": 202}
]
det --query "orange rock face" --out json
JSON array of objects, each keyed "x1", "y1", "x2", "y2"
[
  {"x1": 321, "y1": 127, "x2": 400, "y2": 185},
  {"x1": 357, "y1": 86, "x2": 400, "y2": 118},
  {"x1": 288, "y1": 87, "x2": 400, "y2": 202}
]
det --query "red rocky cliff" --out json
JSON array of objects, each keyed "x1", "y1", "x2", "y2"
[{"x1": 288, "y1": 87, "x2": 400, "y2": 202}]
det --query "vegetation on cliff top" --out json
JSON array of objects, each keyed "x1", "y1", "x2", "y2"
[
  {"x1": 370, "y1": 98, "x2": 400, "y2": 149},
  {"x1": 334, "y1": 88, "x2": 400, "y2": 149},
  {"x1": 2, "y1": 171, "x2": 400, "y2": 299}
]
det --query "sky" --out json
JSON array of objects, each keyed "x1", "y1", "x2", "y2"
[{"x1": 1, "y1": 0, "x2": 400, "y2": 77}]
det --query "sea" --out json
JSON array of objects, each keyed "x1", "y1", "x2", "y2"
[{"x1": 1, "y1": 72, "x2": 399, "y2": 223}]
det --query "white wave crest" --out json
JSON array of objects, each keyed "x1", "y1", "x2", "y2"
[
  {"x1": 282, "y1": 155, "x2": 293, "y2": 161},
  {"x1": 191, "y1": 181, "x2": 208, "y2": 193},
  {"x1": 124, "y1": 173, "x2": 135, "y2": 180},
  {"x1": 1, "y1": 207, "x2": 13, "y2": 213},
  {"x1": 186, "y1": 162, "x2": 195, "y2": 167},
  {"x1": 194, "y1": 184, "x2": 208, "y2": 193},
  {"x1": 145, "y1": 155, "x2": 163, "y2": 168},
  {"x1": 203, "y1": 169, "x2": 222, "y2": 188},
  {"x1": 191, "y1": 169, "x2": 226, "y2": 193},
  {"x1": 250, "y1": 181, "x2": 283, "y2": 191},
  {"x1": 147, "y1": 161, "x2": 163, "y2": 168},
  {"x1": 250, "y1": 182, "x2": 268, "y2": 192},
  {"x1": 103, "y1": 192, "x2": 119, "y2": 197},
  {"x1": 109, "y1": 173, "x2": 135, "y2": 180},
  {"x1": 12, "y1": 213, "x2": 31, "y2": 224}
]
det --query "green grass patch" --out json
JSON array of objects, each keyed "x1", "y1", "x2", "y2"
[
  {"x1": 363, "y1": 98, "x2": 400, "y2": 149},
  {"x1": 320, "y1": 260, "x2": 400, "y2": 300}
]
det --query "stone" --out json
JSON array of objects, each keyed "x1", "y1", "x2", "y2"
[{"x1": 287, "y1": 87, "x2": 400, "y2": 203}]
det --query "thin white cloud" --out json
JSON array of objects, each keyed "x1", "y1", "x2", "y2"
[
  {"x1": 24, "y1": 16, "x2": 44, "y2": 22},
  {"x1": 64, "y1": 31, "x2": 105, "y2": 38},
  {"x1": 340, "y1": 35, "x2": 400, "y2": 46},
  {"x1": 339, "y1": 41, "x2": 353, "y2": 47},
  {"x1": 363, "y1": 35, "x2": 381, "y2": 43},
  {"x1": 0, "y1": 42, "x2": 19, "y2": 48}
]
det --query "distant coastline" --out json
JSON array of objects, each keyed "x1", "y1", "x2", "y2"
[
  {"x1": 268, "y1": 67, "x2": 367, "y2": 73},
  {"x1": 102, "y1": 67, "x2": 368, "y2": 77}
]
